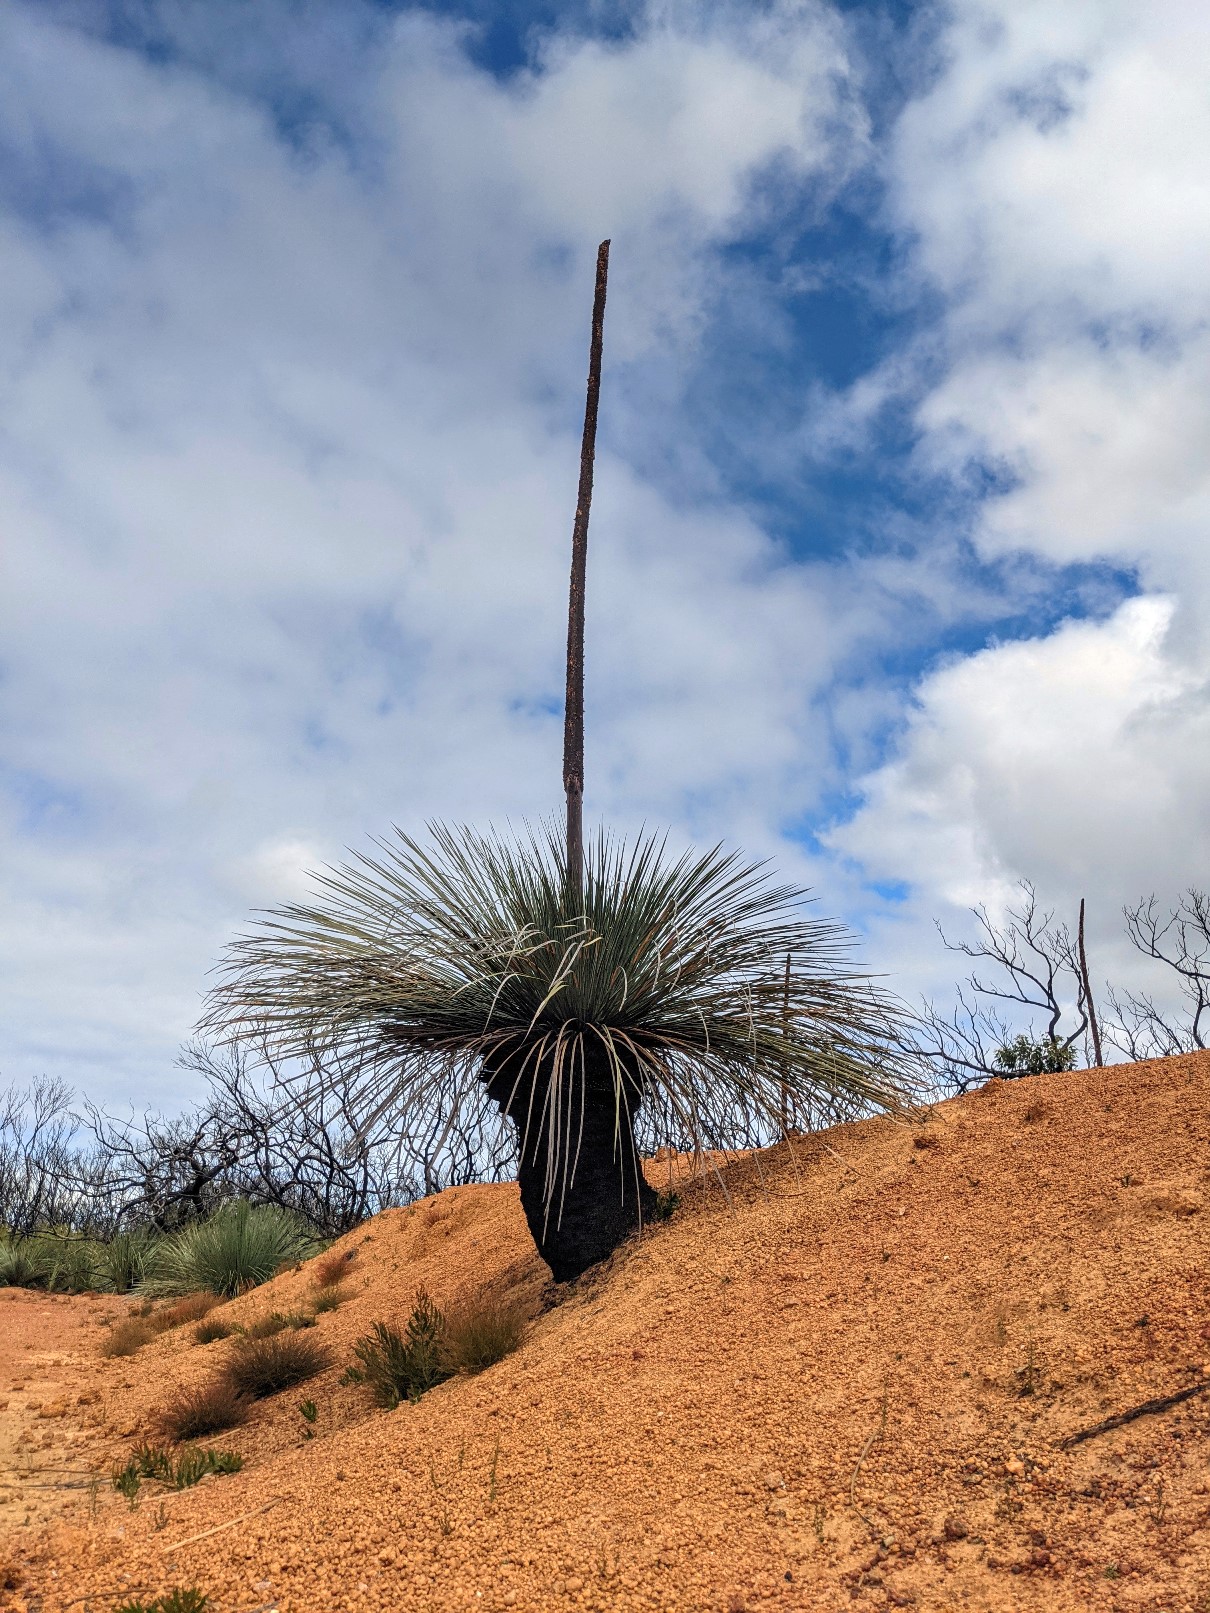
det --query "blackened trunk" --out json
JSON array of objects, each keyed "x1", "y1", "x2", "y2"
[{"x1": 482, "y1": 1040, "x2": 656, "y2": 1283}]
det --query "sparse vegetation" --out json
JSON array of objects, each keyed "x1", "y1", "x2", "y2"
[
  {"x1": 314, "y1": 1248, "x2": 355, "y2": 1287},
  {"x1": 193, "y1": 1316, "x2": 235, "y2": 1345},
  {"x1": 442, "y1": 1293, "x2": 528, "y2": 1375},
  {"x1": 111, "y1": 1442, "x2": 241, "y2": 1502},
  {"x1": 348, "y1": 1285, "x2": 525, "y2": 1407},
  {"x1": 112, "y1": 1590, "x2": 209, "y2": 1613},
  {"x1": 312, "y1": 1282, "x2": 349, "y2": 1313},
  {"x1": 243, "y1": 1309, "x2": 313, "y2": 1339},
  {"x1": 224, "y1": 1331, "x2": 331, "y2": 1399},
  {"x1": 140, "y1": 1202, "x2": 318, "y2": 1298},
  {"x1": 101, "y1": 1318, "x2": 157, "y2": 1358},
  {"x1": 153, "y1": 1377, "x2": 251, "y2": 1442}
]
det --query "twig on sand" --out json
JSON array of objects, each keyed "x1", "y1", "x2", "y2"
[
  {"x1": 850, "y1": 1382, "x2": 891, "y2": 1527},
  {"x1": 1058, "y1": 1380, "x2": 1209, "y2": 1449},
  {"x1": 161, "y1": 1496, "x2": 282, "y2": 1550}
]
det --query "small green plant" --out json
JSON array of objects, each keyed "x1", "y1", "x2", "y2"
[
  {"x1": 97, "y1": 1229, "x2": 158, "y2": 1293},
  {"x1": 113, "y1": 1591, "x2": 210, "y2": 1613},
  {"x1": 139, "y1": 1201, "x2": 318, "y2": 1298},
  {"x1": 224, "y1": 1331, "x2": 331, "y2": 1399},
  {"x1": 993, "y1": 1034, "x2": 1076, "y2": 1076},
  {"x1": 312, "y1": 1283, "x2": 349, "y2": 1314},
  {"x1": 1103, "y1": 1562, "x2": 1120, "y2": 1580},
  {"x1": 111, "y1": 1460, "x2": 142, "y2": 1507},
  {"x1": 153, "y1": 1377, "x2": 251, "y2": 1442},
  {"x1": 170, "y1": 1446, "x2": 243, "y2": 1489},
  {"x1": 651, "y1": 1189, "x2": 680, "y2": 1221},
  {"x1": 131, "y1": 1444, "x2": 173, "y2": 1482},
  {"x1": 298, "y1": 1398, "x2": 318, "y2": 1422},
  {"x1": 350, "y1": 1289, "x2": 451, "y2": 1409},
  {"x1": 113, "y1": 1444, "x2": 242, "y2": 1498}
]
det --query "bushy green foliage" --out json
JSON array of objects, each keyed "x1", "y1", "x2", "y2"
[
  {"x1": 0, "y1": 1233, "x2": 97, "y2": 1292},
  {"x1": 140, "y1": 1201, "x2": 318, "y2": 1298},
  {"x1": 224, "y1": 1331, "x2": 331, "y2": 1399},
  {"x1": 993, "y1": 1034, "x2": 1078, "y2": 1076},
  {"x1": 0, "y1": 1236, "x2": 46, "y2": 1288},
  {"x1": 97, "y1": 1229, "x2": 159, "y2": 1293}
]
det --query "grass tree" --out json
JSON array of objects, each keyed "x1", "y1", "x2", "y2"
[{"x1": 204, "y1": 245, "x2": 913, "y2": 1281}]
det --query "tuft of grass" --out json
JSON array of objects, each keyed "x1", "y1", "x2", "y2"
[
  {"x1": 313, "y1": 1248, "x2": 356, "y2": 1288},
  {"x1": 153, "y1": 1377, "x2": 251, "y2": 1442},
  {"x1": 224, "y1": 1332, "x2": 331, "y2": 1400},
  {"x1": 151, "y1": 1294, "x2": 219, "y2": 1331},
  {"x1": 244, "y1": 1309, "x2": 316, "y2": 1340},
  {"x1": 24, "y1": 1233, "x2": 97, "y2": 1293},
  {"x1": 113, "y1": 1442, "x2": 242, "y2": 1501},
  {"x1": 101, "y1": 1319, "x2": 157, "y2": 1359},
  {"x1": 140, "y1": 1202, "x2": 319, "y2": 1299},
  {"x1": 312, "y1": 1283, "x2": 349, "y2": 1314},
  {"x1": 441, "y1": 1294, "x2": 528, "y2": 1375},
  {"x1": 193, "y1": 1317, "x2": 234, "y2": 1345}
]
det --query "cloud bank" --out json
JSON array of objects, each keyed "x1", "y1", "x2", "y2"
[{"x1": 1, "y1": 0, "x2": 1207, "y2": 1103}]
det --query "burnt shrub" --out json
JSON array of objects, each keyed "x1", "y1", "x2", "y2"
[{"x1": 224, "y1": 1332, "x2": 331, "y2": 1399}]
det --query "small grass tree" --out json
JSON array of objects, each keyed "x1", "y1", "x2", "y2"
[{"x1": 203, "y1": 246, "x2": 913, "y2": 1281}]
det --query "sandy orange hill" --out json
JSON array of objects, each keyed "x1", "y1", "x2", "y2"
[{"x1": 2, "y1": 1050, "x2": 1209, "y2": 1613}]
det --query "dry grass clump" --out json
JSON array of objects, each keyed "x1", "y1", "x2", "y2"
[
  {"x1": 244, "y1": 1309, "x2": 317, "y2": 1339},
  {"x1": 153, "y1": 1377, "x2": 251, "y2": 1442},
  {"x1": 313, "y1": 1248, "x2": 356, "y2": 1288},
  {"x1": 311, "y1": 1282, "x2": 350, "y2": 1314},
  {"x1": 152, "y1": 1293, "x2": 219, "y2": 1330},
  {"x1": 224, "y1": 1332, "x2": 331, "y2": 1399},
  {"x1": 194, "y1": 1316, "x2": 235, "y2": 1345},
  {"x1": 442, "y1": 1293, "x2": 529, "y2": 1375},
  {"x1": 101, "y1": 1293, "x2": 221, "y2": 1357},
  {"x1": 101, "y1": 1318, "x2": 157, "y2": 1358}
]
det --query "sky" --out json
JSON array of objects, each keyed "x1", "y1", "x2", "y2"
[{"x1": 2, "y1": 0, "x2": 1208, "y2": 1109}]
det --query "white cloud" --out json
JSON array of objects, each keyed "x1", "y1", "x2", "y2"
[{"x1": 0, "y1": 1, "x2": 876, "y2": 1105}]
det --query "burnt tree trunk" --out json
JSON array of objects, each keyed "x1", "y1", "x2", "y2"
[{"x1": 482, "y1": 1039, "x2": 656, "y2": 1282}]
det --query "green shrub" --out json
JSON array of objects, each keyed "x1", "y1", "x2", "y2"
[
  {"x1": 993, "y1": 1034, "x2": 1077, "y2": 1076},
  {"x1": 350, "y1": 1289, "x2": 451, "y2": 1408},
  {"x1": 153, "y1": 1377, "x2": 251, "y2": 1442},
  {"x1": 0, "y1": 1237, "x2": 48, "y2": 1288},
  {"x1": 224, "y1": 1331, "x2": 331, "y2": 1399},
  {"x1": 97, "y1": 1230, "x2": 159, "y2": 1294},
  {"x1": 169, "y1": 1446, "x2": 243, "y2": 1489},
  {"x1": 312, "y1": 1283, "x2": 349, "y2": 1314},
  {"x1": 31, "y1": 1233, "x2": 98, "y2": 1293},
  {"x1": 140, "y1": 1202, "x2": 318, "y2": 1298}
]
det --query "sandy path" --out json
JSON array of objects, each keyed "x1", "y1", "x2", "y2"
[{"x1": 2, "y1": 1052, "x2": 1209, "y2": 1612}]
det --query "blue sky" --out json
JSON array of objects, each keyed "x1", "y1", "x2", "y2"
[{"x1": 2, "y1": 0, "x2": 1208, "y2": 1106}]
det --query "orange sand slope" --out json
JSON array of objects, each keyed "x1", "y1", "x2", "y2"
[{"x1": 2, "y1": 1050, "x2": 1208, "y2": 1613}]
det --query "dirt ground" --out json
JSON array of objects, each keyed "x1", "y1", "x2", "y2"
[{"x1": 2, "y1": 1050, "x2": 1209, "y2": 1613}]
